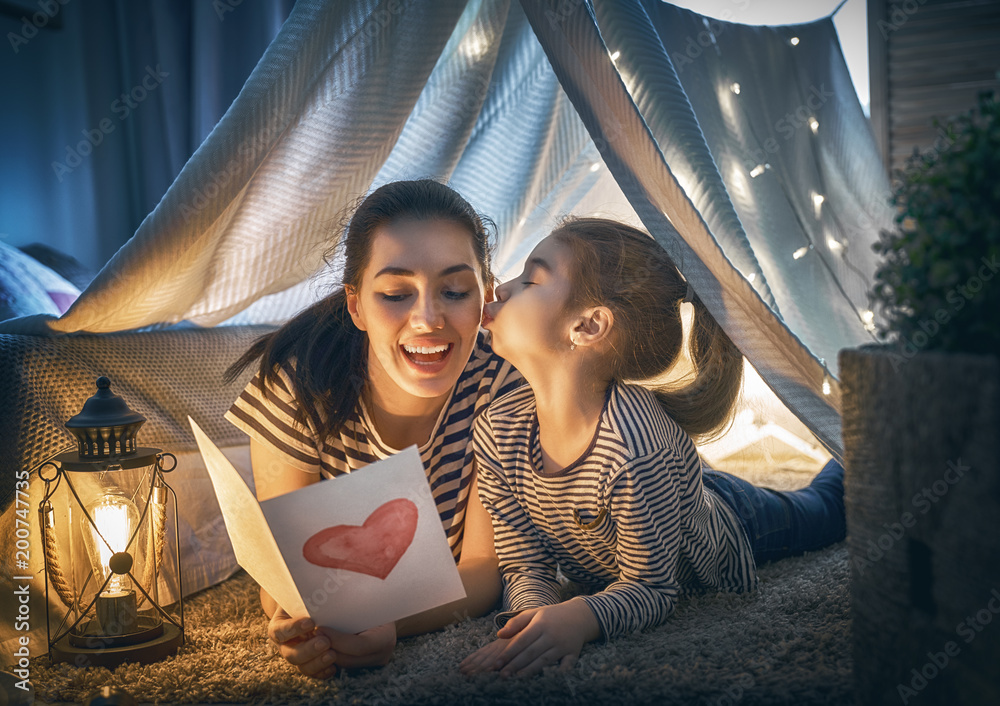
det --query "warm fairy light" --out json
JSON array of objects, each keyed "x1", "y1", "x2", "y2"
[
  {"x1": 822, "y1": 376, "x2": 832, "y2": 395},
  {"x1": 812, "y1": 192, "x2": 825, "y2": 218},
  {"x1": 590, "y1": 162, "x2": 601, "y2": 172},
  {"x1": 809, "y1": 117, "x2": 819, "y2": 133},
  {"x1": 790, "y1": 36, "x2": 800, "y2": 46},
  {"x1": 793, "y1": 246, "x2": 810, "y2": 260},
  {"x1": 862, "y1": 309, "x2": 876, "y2": 332},
  {"x1": 517, "y1": 217, "x2": 526, "y2": 228},
  {"x1": 747, "y1": 272, "x2": 756, "y2": 283},
  {"x1": 730, "y1": 82, "x2": 741, "y2": 95},
  {"x1": 609, "y1": 50, "x2": 620, "y2": 61},
  {"x1": 826, "y1": 237, "x2": 844, "y2": 253},
  {"x1": 750, "y1": 164, "x2": 766, "y2": 178}
]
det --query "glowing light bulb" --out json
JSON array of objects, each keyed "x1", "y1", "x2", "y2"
[
  {"x1": 609, "y1": 50, "x2": 620, "y2": 61},
  {"x1": 809, "y1": 117, "x2": 819, "y2": 133},
  {"x1": 750, "y1": 164, "x2": 766, "y2": 178},
  {"x1": 827, "y1": 237, "x2": 844, "y2": 253},
  {"x1": 747, "y1": 272, "x2": 756, "y2": 283},
  {"x1": 84, "y1": 489, "x2": 139, "y2": 597},
  {"x1": 862, "y1": 309, "x2": 876, "y2": 332},
  {"x1": 730, "y1": 82, "x2": 741, "y2": 95},
  {"x1": 822, "y1": 375, "x2": 832, "y2": 395},
  {"x1": 793, "y1": 246, "x2": 810, "y2": 260},
  {"x1": 590, "y1": 162, "x2": 601, "y2": 172},
  {"x1": 812, "y1": 192, "x2": 825, "y2": 219},
  {"x1": 790, "y1": 37, "x2": 800, "y2": 46}
]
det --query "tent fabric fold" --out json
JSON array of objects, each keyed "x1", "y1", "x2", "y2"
[{"x1": 5, "y1": 0, "x2": 894, "y2": 459}]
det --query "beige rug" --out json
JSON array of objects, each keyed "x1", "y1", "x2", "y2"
[{"x1": 27, "y1": 540, "x2": 853, "y2": 706}]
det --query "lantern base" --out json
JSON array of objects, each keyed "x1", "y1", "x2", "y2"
[{"x1": 51, "y1": 623, "x2": 182, "y2": 668}]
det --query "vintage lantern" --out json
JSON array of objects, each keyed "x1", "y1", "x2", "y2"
[{"x1": 37, "y1": 376, "x2": 184, "y2": 667}]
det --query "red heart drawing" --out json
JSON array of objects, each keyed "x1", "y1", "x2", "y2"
[{"x1": 302, "y1": 498, "x2": 418, "y2": 580}]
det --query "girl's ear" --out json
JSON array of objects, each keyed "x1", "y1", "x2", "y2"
[
  {"x1": 572, "y1": 306, "x2": 614, "y2": 348},
  {"x1": 344, "y1": 285, "x2": 367, "y2": 332}
]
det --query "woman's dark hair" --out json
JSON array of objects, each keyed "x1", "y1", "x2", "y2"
[
  {"x1": 225, "y1": 179, "x2": 495, "y2": 441},
  {"x1": 552, "y1": 217, "x2": 743, "y2": 441}
]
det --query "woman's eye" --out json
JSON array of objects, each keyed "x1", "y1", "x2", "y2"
[
  {"x1": 444, "y1": 290, "x2": 471, "y2": 300},
  {"x1": 522, "y1": 281, "x2": 536, "y2": 287},
  {"x1": 379, "y1": 293, "x2": 408, "y2": 302}
]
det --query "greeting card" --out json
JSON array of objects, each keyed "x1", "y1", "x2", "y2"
[{"x1": 189, "y1": 417, "x2": 466, "y2": 633}]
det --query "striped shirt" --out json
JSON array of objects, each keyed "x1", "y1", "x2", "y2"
[
  {"x1": 226, "y1": 330, "x2": 521, "y2": 560},
  {"x1": 475, "y1": 382, "x2": 758, "y2": 639}
]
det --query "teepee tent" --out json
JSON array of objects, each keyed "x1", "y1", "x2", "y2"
[{"x1": 27, "y1": 0, "x2": 889, "y2": 458}]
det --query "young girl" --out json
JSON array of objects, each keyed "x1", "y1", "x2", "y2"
[{"x1": 460, "y1": 217, "x2": 845, "y2": 677}]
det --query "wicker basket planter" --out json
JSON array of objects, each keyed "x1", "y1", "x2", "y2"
[{"x1": 839, "y1": 345, "x2": 1000, "y2": 706}]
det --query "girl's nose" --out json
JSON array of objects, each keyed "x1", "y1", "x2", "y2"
[{"x1": 495, "y1": 280, "x2": 511, "y2": 302}]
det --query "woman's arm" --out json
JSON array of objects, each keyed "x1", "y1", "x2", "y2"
[{"x1": 394, "y1": 472, "x2": 502, "y2": 637}]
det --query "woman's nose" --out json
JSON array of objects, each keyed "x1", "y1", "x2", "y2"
[
  {"x1": 411, "y1": 293, "x2": 445, "y2": 330},
  {"x1": 494, "y1": 281, "x2": 511, "y2": 302}
]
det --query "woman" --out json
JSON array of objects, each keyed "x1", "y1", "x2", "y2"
[{"x1": 224, "y1": 180, "x2": 521, "y2": 679}]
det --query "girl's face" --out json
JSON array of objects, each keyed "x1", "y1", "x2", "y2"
[
  {"x1": 482, "y1": 235, "x2": 577, "y2": 369},
  {"x1": 346, "y1": 218, "x2": 487, "y2": 404}
]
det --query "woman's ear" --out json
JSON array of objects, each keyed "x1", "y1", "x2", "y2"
[
  {"x1": 344, "y1": 285, "x2": 367, "y2": 332},
  {"x1": 572, "y1": 306, "x2": 614, "y2": 348}
]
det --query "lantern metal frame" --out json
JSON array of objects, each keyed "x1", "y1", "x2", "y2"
[{"x1": 36, "y1": 378, "x2": 185, "y2": 668}]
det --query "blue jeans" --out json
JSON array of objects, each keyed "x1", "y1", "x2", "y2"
[{"x1": 702, "y1": 459, "x2": 846, "y2": 564}]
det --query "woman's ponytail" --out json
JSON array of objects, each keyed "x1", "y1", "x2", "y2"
[{"x1": 224, "y1": 290, "x2": 368, "y2": 441}]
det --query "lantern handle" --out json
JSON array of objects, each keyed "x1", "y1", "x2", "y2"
[{"x1": 157, "y1": 452, "x2": 177, "y2": 473}]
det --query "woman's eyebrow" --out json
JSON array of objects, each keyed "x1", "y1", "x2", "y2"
[{"x1": 373, "y1": 264, "x2": 477, "y2": 278}]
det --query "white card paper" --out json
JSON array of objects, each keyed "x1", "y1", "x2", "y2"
[{"x1": 189, "y1": 417, "x2": 466, "y2": 633}]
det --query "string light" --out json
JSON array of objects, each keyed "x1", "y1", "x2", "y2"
[
  {"x1": 793, "y1": 245, "x2": 810, "y2": 260},
  {"x1": 747, "y1": 272, "x2": 756, "y2": 283},
  {"x1": 790, "y1": 36, "x2": 800, "y2": 46},
  {"x1": 812, "y1": 192, "x2": 825, "y2": 219},
  {"x1": 861, "y1": 309, "x2": 876, "y2": 332},
  {"x1": 809, "y1": 117, "x2": 819, "y2": 133},
  {"x1": 517, "y1": 217, "x2": 527, "y2": 228},
  {"x1": 820, "y1": 358, "x2": 832, "y2": 395},
  {"x1": 590, "y1": 162, "x2": 601, "y2": 172},
  {"x1": 749, "y1": 164, "x2": 767, "y2": 178},
  {"x1": 730, "y1": 82, "x2": 741, "y2": 95},
  {"x1": 609, "y1": 50, "x2": 620, "y2": 61},
  {"x1": 826, "y1": 236, "x2": 844, "y2": 253}
]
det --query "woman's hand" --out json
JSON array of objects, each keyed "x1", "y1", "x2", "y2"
[
  {"x1": 267, "y1": 608, "x2": 338, "y2": 679},
  {"x1": 268, "y1": 607, "x2": 397, "y2": 679},
  {"x1": 460, "y1": 599, "x2": 601, "y2": 677}
]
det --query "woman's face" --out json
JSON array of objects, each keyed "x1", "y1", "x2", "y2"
[
  {"x1": 482, "y1": 235, "x2": 576, "y2": 370},
  {"x1": 346, "y1": 218, "x2": 486, "y2": 404}
]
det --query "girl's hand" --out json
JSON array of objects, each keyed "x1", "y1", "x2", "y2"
[
  {"x1": 267, "y1": 608, "x2": 338, "y2": 679},
  {"x1": 463, "y1": 599, "x2": 602, "y2": 677},
  {"x1": 459, "y1": 636, "x2": 512, "y2": 675}
]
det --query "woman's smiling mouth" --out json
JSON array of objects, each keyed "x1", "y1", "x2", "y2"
[{"x1": 401, "y1": 342, "x2": 453, "y2": 366}]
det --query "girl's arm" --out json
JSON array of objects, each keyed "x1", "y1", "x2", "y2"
[{"x1": 473, "y1": 416, "x2": 562, "y2": 611}]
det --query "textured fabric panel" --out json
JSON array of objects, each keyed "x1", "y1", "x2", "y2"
[
  {"x1": 2, "y1": 325, "x2": 274, "y2": 510},
  {"x1": 44, "y1": 0, "x2": 469, "y2": 332},
  {"x1": 519, "y1": 0, "x2": 893, "y2": 459}
]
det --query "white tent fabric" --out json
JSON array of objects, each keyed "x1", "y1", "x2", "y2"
[{"x1": 9, "y1": 0, "x2": 893, "y2": 459}]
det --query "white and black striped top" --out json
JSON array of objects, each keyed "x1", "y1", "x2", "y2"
[
  {"x1": 226, "y1": 331, "x2": 521, "y2": 560},
  {"x1": 475, "y1": 382, "x2": 758, "y2": 639}
]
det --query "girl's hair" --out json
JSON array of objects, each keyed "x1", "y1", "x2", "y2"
[
  {"x1": 225, "y1": 179, "x2": 495, "y2": 440},
  {"x1": 552, "y1": 217, "x2": 742, "y2": 441}
]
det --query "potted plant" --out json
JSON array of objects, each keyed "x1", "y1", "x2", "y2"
[{"x1": 839, "y1": 91, "x2": 999, "y2": 706}]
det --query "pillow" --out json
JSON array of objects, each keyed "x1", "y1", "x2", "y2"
[
  {"x1": 18, "y1": 242, "x2": 95, "y2": 290},
  {"x1": 0, "y1": 240, "x2": 81, "y2": 322}
]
